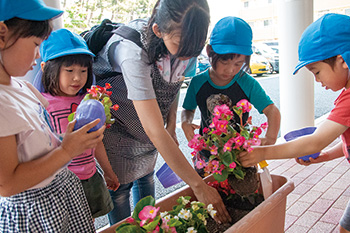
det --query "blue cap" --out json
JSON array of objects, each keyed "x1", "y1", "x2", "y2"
[
  {"x1": 294, "y1": 13, "x2": 350, "y2": 75},
  {"x1": 0, "y1": 0, "x2": 63, "y2": 21},
  {"x1": 40, "y1": 28, "x2": 95, "y2": 62},
  {"x1": 210, "y1": 16, "x2": 253, "y2": 56}
]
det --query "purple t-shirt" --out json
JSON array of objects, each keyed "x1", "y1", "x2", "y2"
[{"x1": 42, "y1": 93, "x2": 96, "y2": 180}]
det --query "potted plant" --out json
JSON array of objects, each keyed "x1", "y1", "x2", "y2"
[{"x1": 100, "y1": 100, "x2": 295, "y2": 232}]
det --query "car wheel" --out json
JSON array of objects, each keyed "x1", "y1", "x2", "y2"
[
  {"x1": 256, "y1": 74, "x2": 263, "y2": 77},
  {"x1": 268, "y1": 63, "x2": 274, "y2": 74}
]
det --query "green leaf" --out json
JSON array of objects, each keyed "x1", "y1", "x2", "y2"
[
  {"x1": 213, "y1": 169, "x2": 228, "y2": 182},
  {"x1": 143, "y1": 216, "x2": 161, "y2": 231},
  {"x1": 67, "y1": 112, "x2": 75, "y2": 122},
  {"x1": 240, "y1": 130, "x2": 250, "y2": 139},
  {"x1": 221, "y1": 151, "x2": 233, "y2": 166},
  {"x1": 233, "y1": 169, "x2": 245, "y2": 179},
  {"x1": 115, "y1": 223, "x2": 145, "y2": 233},
  {"x1": 132, "y1": 196, "x2": 156, "y2": 221}
]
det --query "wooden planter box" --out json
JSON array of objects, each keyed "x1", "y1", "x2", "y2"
[{"x1": 100, "y1": 173, "x2": 294, "y2": 233}]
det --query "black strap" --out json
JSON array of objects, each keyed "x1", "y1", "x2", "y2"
[{"x1": 112, "y1": 25, "x2": 143, "y2": 49}]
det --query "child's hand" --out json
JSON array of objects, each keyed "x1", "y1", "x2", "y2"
[
  {"x1": 181, "y1": 122, "x2": 200, "y2": 142},
  {"x1": 295, "y1": 151, "x2": 329, "y2": 166},
  {"x1": 104, "y1": 172, "x2": 120, "y2": 191},
  {"x1": 61, "y1": 119, "x2": 105, "y2": 159},
  {"x1": 238, "y1": 147, "x2": 265, "y2": 167}
]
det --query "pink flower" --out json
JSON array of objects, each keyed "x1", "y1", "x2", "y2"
[
  {"x1": 188, "y1": 134, "x2": 206, "y2": 152},
  {"x1": 202, "y1": 127, "x2": 210, "y2": 134},
  {"x1": 236, "y1": 99, "x2": 252, "y2": 113},
  {"x1": 170, "y1": 227, "x2": 177, "y2": 233},
  {"x1": 229, "y1": 162, "x2": 236, "y2": 169},
  {"x1": 126, "y1": 217, "x2": 134, "y2": 223},
  {"x1": 213, "y1": 104, "x2": 233, "y2": 119},
  {"x1": 139, "y1": 206, "x2": 160, "y2": 226},
  {"x1": 243, "y1": 140, "x2": 254, "y2": 152},
  {"x1": 151, "y1": 226, "x2": 160, "y2": 233},
  {"x1": 233, "y1": 135, "x2": 245, "y2": 148},
  {"x1": 260, "y1": 122, "x2": 268, "y2": 130},
  {"x1": 223, "y1": 141, "x2": 232, "y2": 152},
  {"x1": 211, "y1": 160, "x2": 219, "y2": 170},
  {"x1": 209, "y1": 145, "x2": 218, "y2": 155},
  {"x1": 210, "y1": 117, "x2": 228, "y2": 134},
  {"x1": 196, "y1": 158, "x2": 206, "y2": 169}
]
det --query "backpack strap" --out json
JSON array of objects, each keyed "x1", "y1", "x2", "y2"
[{"x1": 112, "y1": 25, "x2": 144, "y2": 49}]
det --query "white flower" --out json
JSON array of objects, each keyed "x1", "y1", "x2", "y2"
[
  {"x1": 160, "y1": 211, "x2": 168, "y2": 218},
  {"x1": 178, "y1": 208, "x2": 192, "y2": 220},
  {"x1": 191, "y1": 201, "x2": 201, "y2": 205},
  {"x1": 180, "y1": 196, "x2": 190, "y2": 205},
  {"x1": 163, "y1": 215, "x2": 171, "y2": 221},
  {"x1": 186, "y1": 227, "x2": 197, "y2": 233},
  {"x1": 207, "y1": 204, "x2": 217, "y2": 218},
  {"x1": 174, "y1": 216, "x2": 179, "y2": 220},
  {"x1": 207, "y1": 204, "x2": 214, "y2": 212},
  {"x1": 192, "y1": 204, "x2": 199, "y2": 211}
]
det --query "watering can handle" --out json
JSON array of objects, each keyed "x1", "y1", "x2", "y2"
[{"x1": 258, "y1": 160, "x2": 268, "y2": 169}]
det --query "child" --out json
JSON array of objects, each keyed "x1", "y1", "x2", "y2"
[
  {"x1": 39, "y1": 28, "x2": 120, "y2": 219},
  {"x1": 181, "y1": 16, "x2": 281, "y2": 175},
  {"x1": 0, "y1": 0, "x2": 105, "y2": 232},
  {"x1": 238, "y1": 13, "x2": 350, "y2": 233},
  {"x1": 93, "y1": 0, "x2": 231, "y2": 224}
]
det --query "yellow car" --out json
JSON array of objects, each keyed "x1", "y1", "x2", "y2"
[{"x1": 248, "y1": 53, "x2": 270, "y2": 76}]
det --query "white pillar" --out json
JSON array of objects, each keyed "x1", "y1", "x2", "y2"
[
  {"x1": 279, "y1": 0, "x2": 314, "y2": 136},
  {"x1": 20, "y1": 0, "x2": 63, "y2": 83}
]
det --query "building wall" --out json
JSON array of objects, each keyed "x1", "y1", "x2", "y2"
[{"x1": 234, "y1": 0, "x2": 350, "y2": 43}]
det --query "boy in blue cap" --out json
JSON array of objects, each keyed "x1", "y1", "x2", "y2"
[
  {"x1": 0, "y1": 0, "x2": 105, "y2": 232},
  {"x1": 181, "y1": 16, "x2": 281, "y2": 176},
  {"x1": 238, "y1": 13, "x2": 350, "y2": 232}
]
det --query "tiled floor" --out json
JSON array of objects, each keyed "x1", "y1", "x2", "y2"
[{"x1": 267, "y1": 115, "x2": 350, "y2": 233}]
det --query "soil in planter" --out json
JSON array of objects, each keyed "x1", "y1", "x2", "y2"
[
  {"x1": 205, "y1": 192, "x2": 264, "y2": 233},
  {"x1": 227, "y1": 166, "x2": 260, "y2": 196}
]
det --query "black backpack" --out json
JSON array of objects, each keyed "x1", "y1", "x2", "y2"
[
  {"x1": 81, "y1": 19, "x2": 143, "y2": 56},
  {"x1": 81, "y1": 19, "x2": 144, "y2": 80}
]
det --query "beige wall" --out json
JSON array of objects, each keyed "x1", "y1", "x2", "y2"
[{"x1": 231, "y1": 0, "x2": 350, "y2": 42}]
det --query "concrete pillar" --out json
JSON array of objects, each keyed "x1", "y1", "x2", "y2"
[
  {"x1": 20, "y1": 0, "x2": 63, "y2": 82},
  {"x1": 279, "y1": 0, "x2": 314, "y2": 136}
]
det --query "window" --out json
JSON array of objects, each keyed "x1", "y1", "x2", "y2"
[
  {"x1": 345, "y1": 8, "x2": 350, "y2": 16},
  {"x1": 268, "y1": 0, "x2": 272, "y2": 3},
  {"x1": 244, "y1": 1, "x2": 249, "y2": 8},
  {"x1": 264, "y1": 19, "x2": 272, "y2": 27}
]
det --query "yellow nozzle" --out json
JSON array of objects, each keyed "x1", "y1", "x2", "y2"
[{"x1": 258, "y1": 160, "x2": 268, "y2": 169}]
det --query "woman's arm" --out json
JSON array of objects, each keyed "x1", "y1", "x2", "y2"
[
  {"x1": 94, "y1": 141, "x2": 120, "y2": 191},
  {"x1": 0, "y1": 120, "x2": 104, "y2": 197},
  {"x1": 261, "y1": 104, "x2": 281, "y2": 145},
  {"x1": 239, "y1": 119, "x2": 347, "y2": 167},
  {"x1": 133, "y1": 99, "x2": 231, "y2": 223},
  {"x1": 166, "y1": 93, "x2": 179, "y2": 145}
]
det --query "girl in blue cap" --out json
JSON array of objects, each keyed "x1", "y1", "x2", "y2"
[
  {"x1": 0, "y1": 0, "x2": 105, "y2": 232},
  {"x1": 238, "y1": 13, "x2": 350, "y2": 233},
  {"x1": 181, "y1": 16, "x2": 281, "y2": 175},
  {"x1": 39, "y1": 28, "x2": 120, "y2": 219},
  {"x1": 94, "y1": 0, "x2": 231, "y2": 224}
]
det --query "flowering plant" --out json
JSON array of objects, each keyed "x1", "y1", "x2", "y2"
[
  {"x1": 115, "y1": 196, "x2": 216, "y2": 233},
  {"x1": 188, "y1": 99, "x2": 268, "y2": 183},
  {"x1": 68, "y1": 83, "x2": 119, "y2": 128}
]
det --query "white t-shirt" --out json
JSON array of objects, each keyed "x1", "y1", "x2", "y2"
[{"x1": 0, "y1": 79, "x2": 62, "y2": 190}]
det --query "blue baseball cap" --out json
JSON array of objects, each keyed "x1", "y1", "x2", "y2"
[
  {"x1": 294, "y1": 13, "x2": 350, "y2": 75},
  {"x1": 41, "y1": 28, "x2": 95, "y2": 62},
  {"x1": 0, "y1": 0, "x2": 63, "y2": 21},
  {"x1": 209, "y1": 16, "x2": 253, "y2": 56}
]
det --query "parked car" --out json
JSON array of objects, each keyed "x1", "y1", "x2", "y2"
[
  {"x1": 192, "y1": 51, "x2": 270, "y2": 80},
  {"x1": 264, "y1": 41, "x2": 279, "y2": 55},
  {"x1": 253, "y1": 42, "x2": 279, "y2": 73},
  {"x1": 248, "y1": 53, "x2": 270, "y2": 76}
]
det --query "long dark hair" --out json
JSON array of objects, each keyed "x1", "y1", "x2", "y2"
[
  {"x1": 42, "y1": 54, "x2": 93, "y2": 96},
  {"x1": 146, "y1": 0, "x2": 210, "y2": 64},
  {"x1": 3, "y1": 18, "x2": 52, "y2": 49}
]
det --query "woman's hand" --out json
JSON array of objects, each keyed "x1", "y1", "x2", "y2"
[
  {"x1": 193, "y1": 182, "x2": 232, "y2": 224},
  {"x1": 61, "y1": 119, "x2": 105, "y2": 159}
]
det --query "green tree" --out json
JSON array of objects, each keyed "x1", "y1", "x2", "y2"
[{"x1": 62, "y1": 0, "x2": 157, "y2": 34}]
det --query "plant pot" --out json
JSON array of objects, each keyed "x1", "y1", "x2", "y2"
[{"x1": 100, "y1": 173, "x2": 294, "y2": 233}]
